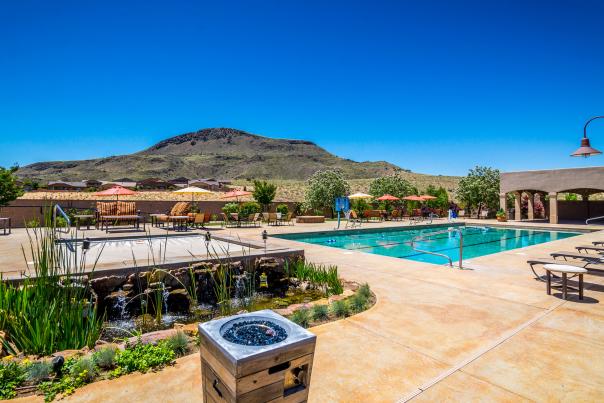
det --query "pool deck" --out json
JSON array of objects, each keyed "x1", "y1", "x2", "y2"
[{"x1": 7, "y1": 218, "x2": 604, "y2": 402}]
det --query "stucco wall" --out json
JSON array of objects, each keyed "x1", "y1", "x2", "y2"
[{"x1": 501, "y1": 167, "x2": 604, "y2": 194}]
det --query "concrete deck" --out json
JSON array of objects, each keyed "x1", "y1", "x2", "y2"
[{"x1": 7, "y1": 219, "x2": 604, "y2": 402}]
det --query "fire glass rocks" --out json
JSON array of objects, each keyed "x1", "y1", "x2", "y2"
[{"x1": 199, "y1": 310, "x2": 316, "y2": 402}]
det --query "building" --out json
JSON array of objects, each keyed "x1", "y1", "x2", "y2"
[
  {"x1": 47, "y1": 181, "x2": 89, "y2": 191},
  {"x1": 136, "y1": 178, "x2": 175, "y2": 191},
  {"x1": 188, "y1": 178, "x2": 231, "y2": 191},
  {"x1": 500, "y1": 167, "x2": 604, "y2": 224}
]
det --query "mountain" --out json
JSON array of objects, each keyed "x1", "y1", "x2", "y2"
[{"x1": 18, "y1": 128, "x2": 403, "y2": 181}]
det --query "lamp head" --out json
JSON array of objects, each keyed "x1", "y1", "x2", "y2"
[
  {"x1": 205, "y1": 231, "x2": 211, "y2": 242},
  {"x1": 571, "y1": 136, "x2": 602, "y2": 158},
  {"x1": 262, "y1": 230, "x2": 268, "y2": 240}
]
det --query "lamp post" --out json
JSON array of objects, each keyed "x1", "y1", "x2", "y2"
[
  {"x1": 262, "y1": 230, "x2": 268, "y2": 254},
  {"x1": 204, "y1": 231, "x2": 211, "y2": 257},
  {"x1": 571, "y1": 116, "x2": 604, "y2": 157}
]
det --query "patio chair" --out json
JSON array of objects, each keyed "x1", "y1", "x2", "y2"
[
  {"x1": 192, "y1": 212, "x2": 208, "y2": 229},
  {"x1": 221, "y1": 212, "x2": 238, "y2": 228},
  {"x1": 157, "y1": 202, "x2": 192, "y2": 224},
  {"x1": 267, "y1": 212, "x2": 279, "y2": 226},
  {"x1": 250, "y1": 213, "x2": 263, "y2": 227},
  {"x1": 279, "y1": 212, "x2": 294, "y2": 226},
  {"x1": 479, "y1": 209, "x2": 489, "y2": 219},
  {"x1": 391, "y1": 209, "x2": 401, "y2": 221},
  {"x1": 346, "y1": 210, "x2": 361, "y2": 228},
  {"x1": 457, "y1": 209, "x2": 466, "y2": 219}
]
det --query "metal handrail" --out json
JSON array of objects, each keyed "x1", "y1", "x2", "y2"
[
  {"x1": 586, "y1": 215, "x2": 604, "y2": 225},
  {"x1": 410, "y1": 227, "x2": 463, "y2": 269},
  {"x1": 53, "y1": 204, "x2": 71, "y2": 234}
]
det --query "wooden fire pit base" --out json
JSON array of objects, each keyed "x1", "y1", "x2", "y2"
[{"x1": 296, "y1": 216, "x2": 325, "y2": 224}]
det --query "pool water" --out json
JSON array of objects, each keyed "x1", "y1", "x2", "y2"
[{"x1": 274, "y1": 225, "x2": 580, "y2": 265}]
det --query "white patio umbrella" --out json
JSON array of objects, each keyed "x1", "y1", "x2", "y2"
[
  {"x1": 348, "y1": 192, "x2": 373, "y2": 199},
  {"x1": 173, "y1": 186, "x2": 213, "y2": 204}
]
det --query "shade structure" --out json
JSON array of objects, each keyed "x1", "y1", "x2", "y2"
[
  {"x1": 221, "y1": 190, "x2": 253, "y2": 201},
  {"x1": 348, "y1": 192, "x2": 373, "y2": 199},
  {"x1": 376, "y1": 194, "x2": 400, "y2": 201},
  {"x1": 173, "y1": 186, "x2": 213, "y2": 203},
  {"x1": 402, "y1": 195, "x2": 424, "y2": 201},
  {"x1": 95, "y1": 185, "x2": 136, "y2": 200}
]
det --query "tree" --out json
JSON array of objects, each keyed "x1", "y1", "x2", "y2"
[
  {"x1": 456, "y1": 166, "x2": 500, "y2": 215},
  {"x1": 305, "y1": 169, "x2": 350, "y2": 216},
  {"x1": 0, "y1": 165, "x2": 23, "y2": 212},
  {"x1": 252, "y1": 180, "x2": 277, "y2": 211},
  {"x1": 368, "y1": 173, "x2": 415, "y2": 199},
  {"x1": 425, "y1": 185, "x2": 449, "y2": 210}
]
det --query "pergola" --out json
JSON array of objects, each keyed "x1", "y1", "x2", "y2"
[{"x1": 500, "y1": 167, "x2": 604, "y2": 224}]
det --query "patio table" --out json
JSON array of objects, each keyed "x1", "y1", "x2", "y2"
[
  {"x1": 74, "y1": 214, "x2": 94, "y2": 230},
  {"x1": 99, "y1": 215, "x2": 143, "y2": 233},
  {"x1": 170, "y1": 215, "x2": 190, "y2": 231},
  {"x1": 150, "y1": 213, "x2": 167, "y2": 227},
  {"x1": 544, "y1": 264, "x2": 587, "y2": 300}
]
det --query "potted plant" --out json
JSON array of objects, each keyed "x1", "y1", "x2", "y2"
[{"x1": 496, "y1": 209, "x2": 507, "y2": 222}]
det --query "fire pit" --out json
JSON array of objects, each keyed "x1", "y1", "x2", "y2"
[{"x1": 199, "y1": 309, "x2": 316, "y2": 402}]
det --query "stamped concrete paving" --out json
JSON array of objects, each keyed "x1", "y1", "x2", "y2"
[{"x1": 8, "y1": 219, "x2": 604, "y2": 402}]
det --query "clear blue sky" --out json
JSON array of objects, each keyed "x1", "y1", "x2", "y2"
[{"x1": 1, "y1": 0, "x2": 603, "y2": 176}]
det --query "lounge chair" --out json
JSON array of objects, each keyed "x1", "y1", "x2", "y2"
[
  {"x1": 192, "y1": 212, "x2": 209, "y2": 229},
  {"x1": 221, "y1": 213, "x2": 238, "y2": 228},
  {"x1": 267, "y1": 213, "x2": 279, "y2": 226},
  {"x1": 157, "y1": 202, "x2": 192, "y2": 225},
  {"x1": 527, "y1": 256, "x2": 604, "y2": 281},
  {"x1": 576, "y1": 245, "x2": 604, "y2": 253},
  {"x1": 550, "y1": 251, "x2": 604, "y2": 263}
]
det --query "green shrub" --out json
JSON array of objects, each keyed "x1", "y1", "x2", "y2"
[
  {"x1": 291, "y1": 308, "x2": 311, "y2": 328},
  {"x1": 348, "y1": 293, "x2": 368, "y2": 313},
  {"x1": 0, "y1": 213, "x2": 103, "y2": 356},
  {"x1": 330, "y1": 300, "x2": 349, "y2": 318},
  {"x1": 357, "y1": 283, "x2": 371, "y2": 300},
  {"x1": 0, "y1": 361, "x2": 25, "y2": 399},
  {"x1": 284, "y1": 260, "x2": 343, "y2": 296},
  {"x1": 239, "y1": 201, "x2": 261, "y2": 217},
  {"x1": 166, "y1": 331, "x2": 189, "y2": 357},
  {"x1": 69, "y1": 357, "x2": 96, "y2": 383},
  {"x1": 39, "y1": 361, "x2": 91, "y2": 402},
  {"x1": 93, "y1": 346, "x2": 117, "y2": 369},
  {"x1": 221, "y1": 203, "x2": 240, "y2": 215},
  {"x1": 26, "y1": 360, "x2": 52, "y2": 383},
  {"x1": 311, "y1": 304, "x2": 329, "y2": 321},
  {"x1": 114, "y1": 340, "x2": 175, "y2": 374},
  {"x1": 276, "y1": 204, "x2": 289, "y2": 215}
]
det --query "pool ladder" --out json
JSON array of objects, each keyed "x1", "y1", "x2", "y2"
[{"x1": 410, "y1": 228, "x2": 463, "y2": 269}]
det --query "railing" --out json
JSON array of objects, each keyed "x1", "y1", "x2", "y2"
[
  {"x1": 586, "y1": 215, "x2": 604, "y2": 225},
  {"x1": 53, "y1": 204, "x2": 71, "y2": 234},
  {"x1": 410, "y1": 227, "x2": 463, "y2": 269}
]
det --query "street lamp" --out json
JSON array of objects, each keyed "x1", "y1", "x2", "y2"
[{"x1": 571, "y1": 116, "x2": 604, "y2": 157}]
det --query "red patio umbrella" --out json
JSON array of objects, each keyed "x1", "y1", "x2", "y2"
[
  {"x1": 95, "y1": 185, "x2": 136, "y2": 200},
  {"x1": 376, "y1": 194, "x2": 400, "y2": 201},
  {"x1": 402, "y1": 195, "x2": 425, "y2": 201},
  {"x1": 420, "y1": 195, "x2": 437, "y2": 201}
]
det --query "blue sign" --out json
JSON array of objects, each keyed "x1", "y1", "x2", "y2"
[{"x1": 334, "y1": 197, "x2": 350, "y2": 212}]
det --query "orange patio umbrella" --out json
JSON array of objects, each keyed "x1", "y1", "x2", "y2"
[
  {"x1": 402, "y1": 195, "x2": 425, "y2": 201},
  {"x1": 221, "y1": 190, "x2": 252, "y2": 202},
  {"x1": 95, "y1": 185, "x2": 136, "y2": 201},
  {"x1": 420, "y1": 195, "x2": 437, "y2": 200},
  {"x1": 376, "y1": 194, "x2": 400, "y2": 201}
]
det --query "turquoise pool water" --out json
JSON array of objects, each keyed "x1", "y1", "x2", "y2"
[{"x1": 274, "y1": 225, "x2": 580, "y2": 265}]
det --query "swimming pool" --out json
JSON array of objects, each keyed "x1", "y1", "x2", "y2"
[{"x1": 274, "y1": 225, "x2": 581, "y2": 265}]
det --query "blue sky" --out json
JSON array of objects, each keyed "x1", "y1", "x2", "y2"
[{"x1": 1, "y1": 0, "x2": 603, "y2": 176}]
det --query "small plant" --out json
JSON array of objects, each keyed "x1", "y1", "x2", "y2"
[
  {"x1": 239, "y1": 201, "x2": 261, "y2": 217},
  {"x1": 93, "y1": 346, "x2": 117, "y2": 369},
  {"x1": 0, "y1": 361, "x2": 26, "y2": 399},
  {"x1": 39, "y1": 363, "x2": 91, "y2": 402},
  {"x1": 496, "y1": 209, "x2": 506, "y2": 218},
  {"x1": 69, "y1": 357, "x2": 96, "y2": 383},
  {"x1": 25, "y1": 360, "x2": 52, "y2": 383},
  {"x1": 166, "y1": 331, "x2": 190, "y2": 357},
  {"x1": 311, "y1": 304, "x2": 329, "y2": 321},
  {"x1": 276, "y1": 204, "x2": 289, "y2": 215},
  {"x1": 330, "y1": 300, "x2": 349, "y2": 318},
  {"x1": 291, "y1": 308, "x2": 311, "y2": 328},
  {"x1": 221, "y1": 202, "x2": 240, "y2": 215},
  {"x1": 114, "y1": 340, "x2": 175, "y2": 374},
  {"x1": 357, "y1": 283, "x2": 371, "y2": 300},
  {"x1": 348, "y1": 293, "x2": 368, "y2": 313}
]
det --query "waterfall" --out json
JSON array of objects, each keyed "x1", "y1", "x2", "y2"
[{"x1": 113, "y1": 291, "x2": 128, "y2": 319}]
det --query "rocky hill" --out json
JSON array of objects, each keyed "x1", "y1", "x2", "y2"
[{"x1": 18, "y1": 128, "x2": 403, "y2": 181}]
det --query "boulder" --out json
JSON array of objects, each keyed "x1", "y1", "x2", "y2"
[
  {"x1": 167, "y1": 289, "x2": 190, "y2": 312},
  {"x1": 90, "y1": 275, "x2": 127, "y2": 295},
  {"x1": 163, "y1": 268, "x2": 192, "y2": 290},
  {"x1": 126, "y1": 329, "x2": 177, "y2": 346},
  {"x1": 173, "y1": 323, "x2": 199, "y2": 337}
]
